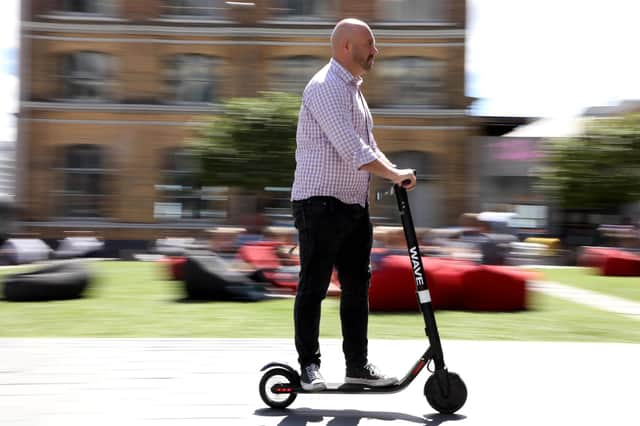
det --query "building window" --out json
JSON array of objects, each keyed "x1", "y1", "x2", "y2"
[
  {"x1": 61, "y1": 0, "x2": 116, "y2": 15},
  {"x1": 0, "y1": 144, "x2": 14, "y2": 199},
  {"x1": 268, "y1": 56, "x2": 326, "y2": 94},
  {"x1": 155, "y1": 148, "x2": 226, "y2": 220},
  {"x1": 377, "y1": 0, "x2": 444, "y2": 22},
  {"x1": 371, "y1": 151, "x2": 442, "y2": 227},
  {"x1": 166, "y1": 55, "x2": 221, "y2": 103},
  {"x1": 270, "y1": 0, "x2": 338, "y2": 20},
  {"x1": 373, "y1": 57, "x2": 445, "y2": 107},
  {"x1": 60, "y1": 52, "x2": 114, "y2": 101},
  {"x1": 163, "y1": 0, "x2": 225, "y2": 18},
  {"x1": 57, "y1": 145, "x2": 107, "y2": 218}
]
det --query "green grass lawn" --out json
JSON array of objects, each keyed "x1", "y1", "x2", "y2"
[
  {"x1": 534, "y1": 267, "x2": 640, "y2": 302},
  {"x1": 0, "y1": 261, "x2": 638, "y2": 342}
]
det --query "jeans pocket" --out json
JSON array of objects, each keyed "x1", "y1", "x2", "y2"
[
  {"x1": 309, "y1": 198, "x2": 330, "y2": 216},
  {"x1": 292, "y1": 202, "x2": 306, "y2": 231}
]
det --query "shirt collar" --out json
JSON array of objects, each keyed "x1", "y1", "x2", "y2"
[{"x1": 329, "y1": 58, "x2": 363, "y2": 88}]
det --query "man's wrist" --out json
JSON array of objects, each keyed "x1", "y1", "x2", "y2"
[{"x1": 387, "y1": 168, "x2": 401, "y2": 182}]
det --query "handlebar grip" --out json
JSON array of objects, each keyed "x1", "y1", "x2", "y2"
[{"x1": 401, "y1": 170, "x2": 417, "y2": 187}]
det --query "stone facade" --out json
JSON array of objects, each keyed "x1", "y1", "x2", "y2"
[{"x1": 19, "y1": 0, "x2": 472, "y2": 244}]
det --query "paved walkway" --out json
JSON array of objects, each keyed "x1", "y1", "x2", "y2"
[
  {"x1": 1, "y1": 338, "x2": 639, "y2": 426},
  {"x1": 2, "y1": 265, "x2": 639, "y2": 424},
  {"x1": 528, "y1": 280, "x2": 640, "y2": 320}
]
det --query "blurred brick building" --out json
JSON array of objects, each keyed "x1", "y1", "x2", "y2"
[{"x1": 18, "y1": 0, "x2": 472, "y2": 252}]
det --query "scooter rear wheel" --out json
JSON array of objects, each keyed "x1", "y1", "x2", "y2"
[
  {"x1": 259, "y1": 367, "x2": 298, "y2": 409},
  {"x1": 424, "y1": 371, "x2": 467, "y2": 414}
]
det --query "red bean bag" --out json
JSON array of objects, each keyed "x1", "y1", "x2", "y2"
[
  {"x1": 427, "y1": 260, "x2": 477, "y2": 310},
  {"x1": 241, "y1": 241, "x2": 339, "y2": 295},
  {"x1": 261, "y1": 270, "x2": 298, "y2": 290},
  {"x1": 578, "y1": 247, "x2": 625, "y2": 268},
  {"x1": 238, "y1": 243, "x2": 282, "y2": 270},
  {"x1": 369, "y1": 255, "x2": 417, "y2": 311},
  {"x1": 160, "y1": 256, "x2": 186, "y2": 281},
  {"x1": 369, "y1": 255, "x2": 474, "y2": 311},
  {"x1": 260, "y1": 269, "x2": 340, "y2": 296},
  {"x1": 461, "y1": 265, "x2": 527, "y2": 311},
  {"x1": 600, "y1": 251, "x2": 640, "y2": 276}
]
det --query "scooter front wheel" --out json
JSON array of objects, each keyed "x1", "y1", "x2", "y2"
[
  {"x1": 424, "y1": 371, "x2": 467, "y2": 414},
  {"x1": 259, "y1": 367, "x2": 298, "y2": 409}
]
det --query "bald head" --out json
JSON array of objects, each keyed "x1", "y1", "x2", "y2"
[
  {"x1": 331, "y1": 19, "x2": 370, "y2": 54},
  {"x1": 330, "y1": 18, "x2": 378, "y2": 77}
]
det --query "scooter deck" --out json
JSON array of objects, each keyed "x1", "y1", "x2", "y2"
[{"x1": 296, "y1": 381, "x2": 404, "y2": 394}]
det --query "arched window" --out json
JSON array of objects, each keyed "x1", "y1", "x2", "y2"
[
  {"x1": 156, "y1": 148, "x2": 200, "y2": 219},
  {"x1": 269, "y1": 0, "x2": 338, "y2": 20},
  {"x1": 57, "y1": 145, "x2": 107, "y2": 217},
  {"x1": 165, "y1": 54, "x2": 221, "y2": 103},
  {"x1": 269, "y1": 56, "x2": 326, "y2": 94},
  {"x1": 374, "y1": 57, "x2": 446, "y2": 107},
  {"x1": 60, "y1": 52, "x2": 114, "y2": 101},
  {"x1": 163, "y1": 148, "x2": 200, "y2": 191},
  {"x1": 377, "y1": 0, "x2": 445, "y2": 22},
  {"x1": 61, "y1": 0, "x2": 116, "y2": 15},
  {"x1": 163, "y1": 0, "x2": 226, "y2": 18},
  {"x1": 155, "y1": 148, "x2": 226, "y2": 220}
]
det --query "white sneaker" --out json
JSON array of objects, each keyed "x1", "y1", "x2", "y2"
[
  {"x1": 345, "y1": 363, "x2": 397, "y2": 387},
  {"x1": 301, "y1": 363, "x2": 327, "y2": 391}
]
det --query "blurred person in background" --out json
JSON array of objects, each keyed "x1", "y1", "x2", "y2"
[{"x1": 290, "y1": 18, "x2": 416, "y2": 391}]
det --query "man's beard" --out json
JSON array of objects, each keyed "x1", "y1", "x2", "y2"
[{"x1": 360, "y1": 55, "x2": 374, "y2": 71}]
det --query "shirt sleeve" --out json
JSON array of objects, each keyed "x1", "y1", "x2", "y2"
[
  {"x1": 368, "y1": 132, "x2": 394, "y2": 166},
  {"x1": 376, "y1": 149, "x2": 394, "y2": 167},
  {"x1": 304, "y1": 82, "x2": 379, "y2": 170}
]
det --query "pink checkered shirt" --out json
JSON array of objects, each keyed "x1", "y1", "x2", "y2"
[{"x1": 291, "y1": 58, "x2": 385, "y2": 207}]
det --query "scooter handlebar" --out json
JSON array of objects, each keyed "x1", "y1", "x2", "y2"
[
  {"x1": 398, "y1": 169, "x2": 417, "y2": 188},
  {"x1": 376, "y1": 170, "x2": 416, "y2": 201}
]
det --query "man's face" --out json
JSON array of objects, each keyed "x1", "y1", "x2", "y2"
[{"x1": 349, "y1": 27, "x2": 378, "y2": 75}]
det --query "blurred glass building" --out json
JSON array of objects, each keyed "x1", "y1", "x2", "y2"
[{"x1": 17, "y1": 0, "x2": 471, "y2": 254}]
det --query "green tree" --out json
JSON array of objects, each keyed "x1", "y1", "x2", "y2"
[
  {"x1": 191, "y1": 92, "x2": 300, "y2": 190},
  {"x1": 535, "y1": 113, "x2": 640, "y2": 210}
]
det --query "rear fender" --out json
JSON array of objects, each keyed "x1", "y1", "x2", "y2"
[{"x1": 260, "y1": 362, "x2": 297, "y2": 375}]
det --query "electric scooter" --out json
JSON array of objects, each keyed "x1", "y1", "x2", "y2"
[{"x1": 258, "y1": 182, "x2": 467, "y2": 414}]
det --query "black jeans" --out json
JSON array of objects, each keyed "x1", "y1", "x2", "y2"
[{"x1": 292, "y1": 196, "x2": 372, "y2": 370}]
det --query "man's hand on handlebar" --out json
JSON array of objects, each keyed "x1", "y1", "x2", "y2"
[
  {"x1": 393, "y1": 168, "x2": 417, "y2": 190},
  {"x1": 359, "y1": 159, "x2": 417, "y2": 190}
]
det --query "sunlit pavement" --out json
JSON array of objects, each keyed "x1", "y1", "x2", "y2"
[{"x1": 0, "y1": 338, "x2": 638, "y2": 425}]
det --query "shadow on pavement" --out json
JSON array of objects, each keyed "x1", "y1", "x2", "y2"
[{"x1": 254, "y1": 407, "x2": 466, "y2": 425}]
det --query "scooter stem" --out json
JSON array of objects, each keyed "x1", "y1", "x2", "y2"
[{"x1": 394, "y1": 185, "x2": 446, "y2": 371}]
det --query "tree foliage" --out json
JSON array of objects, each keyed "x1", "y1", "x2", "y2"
[
  {"x1": 190, "y1": 92, "x2": 301, "y2": 190},
  {"x1": 535, "y1": 113, "x2": 640, "y2": 210}
]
